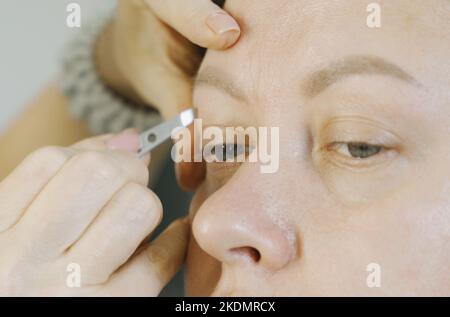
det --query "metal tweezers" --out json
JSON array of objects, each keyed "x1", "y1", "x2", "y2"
[{"x1": 137, "y1": 108, "x2": 196, "y2": 157}]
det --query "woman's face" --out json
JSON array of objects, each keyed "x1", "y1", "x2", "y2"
[{"x1": 185, "y1": 0, "x2": 450, "y2": 296}]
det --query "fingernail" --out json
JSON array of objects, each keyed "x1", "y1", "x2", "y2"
[
  {"x1": 106, "y1": 129, "x2": 140, "y2": 152},
  {"x1": 206, "y1": 12, "x2": 240, "y2": 35}
]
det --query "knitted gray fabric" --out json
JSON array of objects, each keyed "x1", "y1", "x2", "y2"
[{"x1": 58, "y1": 15, "x2": 161, "y2": 134}]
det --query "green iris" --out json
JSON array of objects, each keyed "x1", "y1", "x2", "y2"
[{"x1": 347, "y1": 142, "x2": 382, "y2": 159}]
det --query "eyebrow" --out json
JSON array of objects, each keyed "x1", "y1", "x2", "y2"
[
  {"x1": 302, "y1": 55, "x2": 419, "y2": 98},
  {"x1": 194, "y1": 55, "x2": 419, "y2": 101},
  {"x1": 194, "y1": 66, "x2": 247, "y2": 102}
]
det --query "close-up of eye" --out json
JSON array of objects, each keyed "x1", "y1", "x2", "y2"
[
  {"x1": 329, "y1": 142, "x2": 384, "y2": 159},
  {"x1": 314, "y1": 116, "x2": 404, "y2": 171},
  {"x1": 320, "y1": 139, "x2": 396, "y2": 170},
  {"x1": 208, "y1": 142, "x2": 250, "y2": 162},
  {"x1": 202, "y1": 142, "x2": 255, "y2": 180}
]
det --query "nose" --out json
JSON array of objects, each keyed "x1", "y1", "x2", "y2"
[{"x1": 192, "y1": 176, "x2": 297, "y2": 271}]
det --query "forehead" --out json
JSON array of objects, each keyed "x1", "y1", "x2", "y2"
[
  {"x1": 199, "y1": 0, "x2": 450, "y2": 104},
  {"x1": 224, "y1": 0, "x2": 449, "y2": 38},
  {"x1": 214, "y1": 1, "x2": 447, "y2": 64}
]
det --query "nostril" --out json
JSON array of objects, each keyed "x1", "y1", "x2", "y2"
[{"x1": 230, "y1": 246, "x2": 261, "y2": 263}]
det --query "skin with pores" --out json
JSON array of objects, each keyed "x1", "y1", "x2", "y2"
[
  {"x1": 0, "y1": 0, "x2": 448, "y2": 297},
  {"x1": 185, "y1": 0, "x2": 450, "y2": 296}
]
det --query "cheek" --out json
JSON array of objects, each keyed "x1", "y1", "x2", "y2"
[
  {"x1": 401, "y1": 196, "x2": 450, "y2": 283},
  {"x1": 330, "y1": 199, "x2": 450, "y2": 295}
]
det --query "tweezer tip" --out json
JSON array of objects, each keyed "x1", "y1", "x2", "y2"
[{"x1": 180, "y1": 108, "x2": 197, "y2": 127}]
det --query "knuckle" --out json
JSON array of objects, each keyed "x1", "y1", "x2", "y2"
[
  {"x1": 184, "y1": 5, "x2": 205, "y2": 21},
  {"x1": 24, "y1": 146, "x2": 71, "y2": 178},
  {"x1": 29, "y1": 146, "x2": 70, "y2": 168},
  {"x1": 121, "y1": 184, "x2": 162, "y2": 225},
  {"x1": 73, "y1": 139, "x2": 103, "y2": 151},
  {"x1": 75, "y1": 151, "x2": 124, "y2": 182}
]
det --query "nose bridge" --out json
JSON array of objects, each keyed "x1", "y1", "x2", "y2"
[{"x1": 192, "y1": 166, "x2": 298, "y2": 271}]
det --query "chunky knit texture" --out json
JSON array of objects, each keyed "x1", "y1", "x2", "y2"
[{"x1": 59, "y1": 15, "x2": 161, "y2": 134}]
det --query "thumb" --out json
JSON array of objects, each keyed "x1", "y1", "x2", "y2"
[
  {"x1": 144, "y1": 218, "x2": 190, "y2": 287},
  {"x1": 103, "y1": 218, "x2": 190, "y2": 296}
]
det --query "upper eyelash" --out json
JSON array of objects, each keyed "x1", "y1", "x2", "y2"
[{"x1": 204, "y1": 143, "x2": 252, "y2": 161}]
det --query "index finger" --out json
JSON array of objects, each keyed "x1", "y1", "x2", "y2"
[{"x1": 145, "y1": 0, "x2": 241, "y2": 49}]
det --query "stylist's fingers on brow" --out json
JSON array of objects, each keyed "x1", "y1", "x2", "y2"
[
  {"x1": 102, "y1": 218, "x2": 189, "y2": 295},
  {"x1": 145, "y1": 0, "x2": 241, "y2": 49},
  {"x1": 14, "y1": 141, "x2": 150, "y2": 259}
]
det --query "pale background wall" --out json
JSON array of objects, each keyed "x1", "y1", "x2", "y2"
[{"x1": 0, "y1": 0, "x2": 116, "y2": 133}]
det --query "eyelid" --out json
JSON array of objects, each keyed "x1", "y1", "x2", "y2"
[
  {"x1": 203, "y1": 143, "x2": 253, "y2": 162},
  {"x1": 203, "y1": 141, "x2": 255, "y2": 181},
  {"x1": 320, "y1": 116, "x2": 403, "y2": 150},
  {"x1": 327, "y1": 142, "x2": 384, "y2": 160},
  {"x1": 314, "y1": 117, "x2": 403, "y2": 171},
  {"x1": 201, "y1": 126, "x2": 258, "y2": 160},
  {"x1": 317, "y1": 139, "x2": 398, "y2": 172}
]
